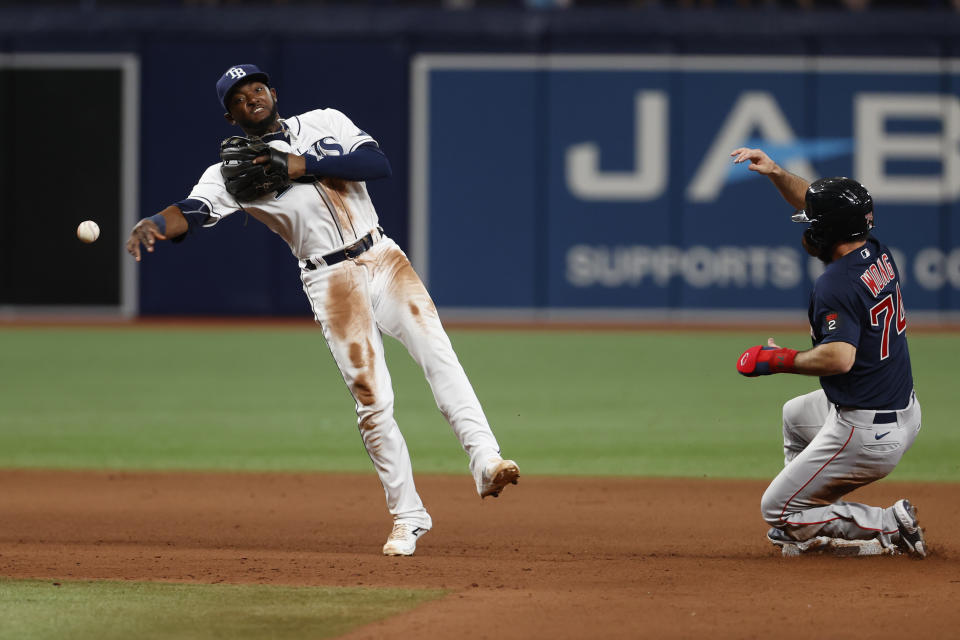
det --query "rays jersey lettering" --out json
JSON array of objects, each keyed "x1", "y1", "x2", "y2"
[
  {"x1": 808, "y1": 237, "x2": 913, "y2": 410},
  {"x1": 311, "y1": 137, "x2": 343, "y2": 158},
  {"x1": 185, "y1": 108, "x2": 379, "y2": 259}
]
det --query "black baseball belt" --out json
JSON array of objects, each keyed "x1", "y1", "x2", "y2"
[
  {"x1": 871, "y1": 411, "x2": 898, "y2": 425},
  {"x1": 304, "y1": 227, "x2": 383, "y2": 270},
  {"x1": 836, "y1": 406, "x2": 899, "y2": 424}
]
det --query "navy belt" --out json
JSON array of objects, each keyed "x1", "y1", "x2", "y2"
[
  {"x1": 304, "y1": 230, "x2": 379, "y2": 270},
  {"x1": 836, "y1": 405, "x2": 900, "y2": 423}
]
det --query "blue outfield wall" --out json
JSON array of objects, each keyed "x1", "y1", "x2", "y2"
[
  {"x1": 2, "y1": 6, "x2": 959, "y2": 319},
  {"x1": 416, "y1": 55, "x2": 960, "y2": 316},
  {"x1": 129, "y1": 38, "x2": 411, "y2": 316}
]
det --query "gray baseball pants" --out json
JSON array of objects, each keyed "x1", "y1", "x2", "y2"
[{"x1": 761, "y1": 388, "x2": 921, "y2": 542}]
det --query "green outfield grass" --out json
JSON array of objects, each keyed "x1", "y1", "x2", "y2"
[
  {"x1": 0, "y1": 326, "x2": 956, "y2": 481},
  {"x1": 0, "y1": 578, "x2": 444, "y2": 640},
  {"x1": 0, "y1": 325, "x2": 956, "y2": 639}
]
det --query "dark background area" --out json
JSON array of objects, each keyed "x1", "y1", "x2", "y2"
[
  {"x1": 1, "y1": 69, "x2": 121, "y2": 306},
  {"x1": 1, "y1": 3, "x2": 958, "y2": 316}
]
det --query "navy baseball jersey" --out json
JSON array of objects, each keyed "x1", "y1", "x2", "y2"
[{"x1": 808, "y1": 236, "x2": 913, "y2": 410}]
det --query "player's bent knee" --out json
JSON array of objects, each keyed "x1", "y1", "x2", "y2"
[
  {"x1": 760, "y1": 488, "x2": 789, "y2": 527},
  {"x1": 781, "y1": 395, "x2": 807, "y2": 427},
  {"x1": 356, "y1": 403, "x2": 394, "y2": 432}
]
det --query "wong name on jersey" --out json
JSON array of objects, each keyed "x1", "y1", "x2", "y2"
[{"x1": 859, "y1": 252, "x2": 896, "y2": 298}]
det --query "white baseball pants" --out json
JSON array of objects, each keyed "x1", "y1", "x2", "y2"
[
  {"x1": 299, "y1": 236, "x2": 502, "y2": 529},
  {"x1": 761, "y1": 388, "x2": 921, "y2": 542}
]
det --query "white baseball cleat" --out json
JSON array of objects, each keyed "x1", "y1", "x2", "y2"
[
  {"x1": 382, "y1": 523, "x2": 428, "y2": 557},
  {"x1": 477, "y1": 457, "x2": 520, "y2": 498}
]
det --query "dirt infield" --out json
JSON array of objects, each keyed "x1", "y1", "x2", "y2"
[{"x1": 1, "y1": 470, "x2": 957, "y2": 639}]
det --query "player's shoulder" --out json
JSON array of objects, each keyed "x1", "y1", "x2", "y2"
[
  {"x1": 854, "y1": 236, "x2": 886, "y2": 258},
  {"x1": 198, "y1": 162, "x2": 225, "y2": 183},
  {"x1": 865, "y1": 236, "x2": 895, "y2": 264},
  {"x1": 814, "y1": 264, "x2": 847, "y2": 291},
  {"x1": 836, "y1": 237, "x2": 895, "y2": 278},
  {"x1": 294, "y1": 107, "x2": 352, "y2": 127},
  {"x1": 814, "y1": 259, "x2": 859, "y2": 304}
]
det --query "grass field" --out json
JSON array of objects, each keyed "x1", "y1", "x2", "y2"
[
  {"x1": 0, "y1": 326, "x2": 956, "y2": 481},
  {"x1": 0, "y1": 578, "x2": 444, "y2": 640},
  {"x1": 1, "y1": 325, "x2": 957, "y2": 638}
]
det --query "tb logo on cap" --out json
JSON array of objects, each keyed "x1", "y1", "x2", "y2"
[{"x1": 226, "y1": 67, "x2": 247, "y2": 80}]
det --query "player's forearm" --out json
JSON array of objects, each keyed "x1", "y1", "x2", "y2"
[
  {"x1": 157, "y1": 205, "x2": 190, "y2": 239},
  {"x1": 298, "y1": 145, "x2": 392, "y2": 182},
  {"x1": 127, "y1": 204, "x2": 189, "y2": 261},
  {"x1": 737, "y1": 340, "x2": 854, "y2": 377},
  {"x1": 793, "y1": 342, "x2": 856, "y2": 376},
  {"x1": 767, "y1": 166, "x2": 810, "y2": 211}
]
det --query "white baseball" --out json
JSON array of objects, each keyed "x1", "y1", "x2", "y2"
[{"x1": 77, "y1": 220, "x2": 100, "y2": 244}]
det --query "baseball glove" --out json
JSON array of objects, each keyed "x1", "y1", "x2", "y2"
[{"x1": 219, "y1": 136, "x2": 291, "y2": 201}]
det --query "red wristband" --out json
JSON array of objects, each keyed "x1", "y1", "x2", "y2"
[
  {"x1": 762, "y1": 347, "x2": 797, "y2": 373},
  {"x1": 737, "y1": 345, "x2": 798, "y2": 376}
]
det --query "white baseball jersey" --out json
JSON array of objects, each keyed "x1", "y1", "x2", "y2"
[
  {"x1": 186, "y1": 108, "x2": 380, "y2": 260},
  {"x1": 178, "y1": 106, "x2": 510, "y2": 542}
]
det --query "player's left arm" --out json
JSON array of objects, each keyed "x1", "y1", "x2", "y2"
[
  {"x1": 729, "y1": 147, "x2": 809, "y2": 210},
  {"x1": 736, "y1": 338, "x2": 855, "y2": 377},
  {"x1": 281, "y1": 142, "x2": 392, "y2": 182},
  {"x1": 274, "y1": 108, "x2": 391, "y2": 182}
]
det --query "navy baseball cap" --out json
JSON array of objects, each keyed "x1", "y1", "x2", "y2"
[{"x1": 216, "y1": 64, "x2": 270, "y2": 110}]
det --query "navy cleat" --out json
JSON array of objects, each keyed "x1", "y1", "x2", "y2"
[
  {"x1": 766, "y1": 527, "x2": 797, "y2": 546},
  {"x1": 892, "y1": 499, "x2": 927, "y2": 558}
]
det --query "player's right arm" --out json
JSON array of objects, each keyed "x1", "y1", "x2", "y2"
[
  {"x1": 126, "y1": 205, "x2": 188, "y2": 261},
  {"x1": 127, "y1": 164, "x2": 244, "y2": 261},
  {"x1": 735, "y1": 338, "x2": 855, "y2": 377},
  {"x1": 792, "y1": 341, "x2": 856, "y2": 376},
  {"x1": 729, "y1": 147, "x2": 809, "y2": 210}
]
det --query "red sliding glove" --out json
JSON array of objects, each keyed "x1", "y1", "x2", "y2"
[{"x1": 736, "y1": 345, "x2": 798, "y2": 377}]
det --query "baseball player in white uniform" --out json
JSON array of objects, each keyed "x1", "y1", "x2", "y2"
[{"x1": 126, "y1": 64, "x2": 520, "y2": 556}]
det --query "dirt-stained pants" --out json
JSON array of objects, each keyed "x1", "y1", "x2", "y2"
[{"x1": 299, "y1": 236, "x2": 502, "y2": 530}]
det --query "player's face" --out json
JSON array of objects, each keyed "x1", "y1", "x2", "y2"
[
  {"x1": 224, "y1": 81, "x2": 279, "y2": 136},
  {"x1": 802, "y1": 232, "x2": 832, "y2": 264}
]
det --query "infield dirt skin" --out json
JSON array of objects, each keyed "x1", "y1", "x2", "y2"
[{"x1": 0, "y1": 470, "x2": 957, "y2": 639}]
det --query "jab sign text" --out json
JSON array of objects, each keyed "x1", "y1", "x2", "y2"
[{"x1": 413, "y1": 55, "x2": 960, "y2": 314}]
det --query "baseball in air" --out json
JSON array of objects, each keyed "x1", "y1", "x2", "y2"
[{"x1": 77, "y1": 220, "x2": 100, "y2": 244}]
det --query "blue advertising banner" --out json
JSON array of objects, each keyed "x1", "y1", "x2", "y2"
[{"x1": 412, "y1": 55, "x2": 960, "y2": 318}]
